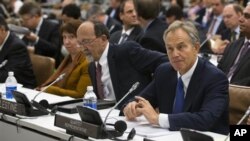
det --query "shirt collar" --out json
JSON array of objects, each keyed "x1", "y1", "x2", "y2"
[
  {"x1": 178, "y1": 57, "x2": 198, "y2": 89},
  {"x1": 35, "y1": 18, "x2": 43, "y2": 34},
  {"x1": 98, "y1": 42, "x2": 109, "y2": 66},
  {"x1": 121, "y1": 26, "x2": 134, "y2": 36},
  {"x1": 0, "y1": 31, "x2": 10, "y2": 51}
]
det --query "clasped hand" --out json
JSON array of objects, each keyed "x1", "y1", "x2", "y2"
[{"x1": 123, "y1": 96, "x2": 159, "y2": 125}]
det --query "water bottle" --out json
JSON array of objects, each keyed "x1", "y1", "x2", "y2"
[
  {"x1": 83, "y1": 86, "x2": 97, "y2": 109},
  {"x1": 5, "y1": 71, "x2": 17, "y2": 99}
]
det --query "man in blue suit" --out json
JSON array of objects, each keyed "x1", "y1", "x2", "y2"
[
  {"x1": 77, "y1": 20, "x2": 167, "y2": 109},
  {"x1": 123, "y1": 21, "x2": 229, "y2": 134}
]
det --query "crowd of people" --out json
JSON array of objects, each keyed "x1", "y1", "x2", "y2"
[{"x1": 1, "y1": 0, "x2": 250, "y2": 135}]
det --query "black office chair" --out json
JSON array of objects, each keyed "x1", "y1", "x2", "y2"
[{"x1": 180, "y1": 128, "x2": 214, "y2": 141}]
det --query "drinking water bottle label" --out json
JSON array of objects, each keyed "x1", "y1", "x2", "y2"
[{"x1": 6, "y1": 86, "x2": 17, "y2": 99}]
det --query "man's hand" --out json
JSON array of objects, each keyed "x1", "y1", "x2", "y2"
[
  {"x1": 135, "y1": 96, "x2": 159, "y2": 125},
  {"x1": 123, "y1": 101, "x2": 142, "y2": 120},
  {"x1": 25, "y1": 32, "x2": 38, "y2": 42}
]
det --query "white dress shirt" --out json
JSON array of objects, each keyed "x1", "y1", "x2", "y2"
[
  {"x1": 158, "y1": 57, "x2": 198, "y2": 128},
  {"x1": 98, "y1": 42, "x2": 116, "y2": 101}
]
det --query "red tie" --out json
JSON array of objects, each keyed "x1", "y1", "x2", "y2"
[{"x1": 96, "y1": 63, "x2": 104, "y2": 99}]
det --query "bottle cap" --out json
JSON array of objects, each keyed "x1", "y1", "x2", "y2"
[
  {"x1": 8, "y1": 71, "x2": 14, "y2": 76},
  {"x1": 87, "y1": 86, "x2": 93, "y2": 91}
]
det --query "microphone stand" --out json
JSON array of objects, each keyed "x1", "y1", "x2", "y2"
[
  {"x1": 32, "y1": 73, "x2": 66, "y2": 101},
  {"x1": 103, "y1": 82, "x2": 140, "y2": 126},
  {"x1": 224, "y1": 106, "x2": 250, "y2": 141}
]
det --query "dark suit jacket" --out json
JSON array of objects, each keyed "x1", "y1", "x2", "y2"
[
  {"x1": 106, "y1": 16, "x2": 122, "y2": 35},
  {"x1": 106, "y1": 7, "x2": 121, "y2": 24},
  {"x1": 23, "y1": 19, "x2": 60, "y2": 58},
  {"x1": 0, "y1": 32, "x2": 37, "y2": 88},
  {"x1": 218, "y1": 37, "x2": 250, "y2": 86},
  {"x1": 139, "y1": 58, "x2": 229, "y2": 134},
  {"x1": 109, "y1": 25, "x2": 143, "y2": 44},
  {"x1": 88, "y1": 41, "x2": 168, "y2": 109},
  {"x1": 139, "y1": 18, "x2": 168, "y2": 53}
]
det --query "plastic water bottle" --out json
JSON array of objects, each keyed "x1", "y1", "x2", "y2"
[
  {"x1": 5, "y1": 71, "x2": 17, "y2": 99},
  {"x1": 83, "y1": 86, "x2": 97, "y2": 109}
]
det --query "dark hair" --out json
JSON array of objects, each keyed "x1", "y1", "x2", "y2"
[
  {"x1": 120, "y1": 0, "x2": 132, "y2": 13},
  {"x1": 86, "y1": 4, "x2": 104, "y2": 19},
  {"x1": 92, "y1": 21, "x2": 110, "y2": 39},
  {"x1": 19, "y1": 2, "x2": 42, "y2": 16},
  {"x1": 0, "y1": 14, "x2": 8, "y2": 30},
  {"x1": 62, "y1": 4, "x2": 81, "y2": 19},
  {"x1": 60, "y1": 19, "x2": 82, "y2": 36},
  {"x1": 165, "y1": 5, "x2": 183, "y2": 20},
  {"x1": 133, "y1": 0, "x2": 160, "y2": 20},
  {"x1": 232, "y1": 3, "x2": 243, "y2": 15}
]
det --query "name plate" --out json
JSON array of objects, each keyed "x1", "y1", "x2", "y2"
[
  {"x1": 54, "y1": 114, "x2": 106, "y2": 139},
  {"x1": 0, "y1": 99, "x2": 26, "y2": 115}
]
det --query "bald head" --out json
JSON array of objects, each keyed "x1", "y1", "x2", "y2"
[{"x1": 76, "y1": 21, "x2": 110, "y2": 61}]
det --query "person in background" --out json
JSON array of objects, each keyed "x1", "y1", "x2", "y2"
[
  {"x1": 77, "y1": 20, "x2": 167, "y2": 109},
  {"x1": 109, "y1": 0, "x2": 142, "y2": 44},
  {"x1": 61, "y1": 3, "x2": 81, "y2": 23},
  {"x1": 211, "y1": 3, "x2": 243, "y2": 54},
  {"x1": 0, "y1": 15, "x2": 36, "y2": 88},
  {"x1": 86, "y1": 4, "x2": 122, "y2": 34},
  {"x1": 106, "y1": 0, "x2": 122, "y2": 23},
  {"x1": 217, "y1": 2, "x2": 250, "y2": 86},
  {"x1": 133, "y1": 0, "x2": 168, "y2": 53},
  {"x1": 18, "y1": 2, "x2": 61, "y2": 60},
  {"x1": 123, "y1": 21, "x2": 229, "y2": 135},
  {"x1": 38, "y1": 19, "x2": 91, "y2": 98}
]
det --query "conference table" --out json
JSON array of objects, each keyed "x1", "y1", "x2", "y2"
[{"x1": 0, "y1": 85, "x2": 227, "y2": 141}]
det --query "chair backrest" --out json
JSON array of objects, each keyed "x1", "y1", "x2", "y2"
[
  {"x1": 29, "y1": 54, "x2": 55, "y2": 86},
  {"x1": 229, "y1": 84, "x2": 250, "y2": 124}
]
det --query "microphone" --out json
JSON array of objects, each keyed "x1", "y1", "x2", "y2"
[
  {"x1": 31, "y1": 73, "x2": 66, "y2": 114},
  {"x1": 103, "y1": 82, "x2": 140, "y2": 139},
  {"x1": 32, "y1": 73, "x2": 66, "y2": 101},
  {"x1": 0, "y1": 60, "x2": 8, "y2": 68},
  {"x1": 103, "y1": 82, "x2": 140, "y2": 125},
  {"x1": 224, "y1": 106, "x2": 250, "y2": 141}
]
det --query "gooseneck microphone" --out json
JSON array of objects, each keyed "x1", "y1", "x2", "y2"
[
  {"x1": 224, "y1": 106, "x2": 250, "y2": 141},
  {"x1": 103, "y1": 82, "x2": 140, "y2": 139},
  {"x1": 103, "y1": 82, "x2": 140, "y2": 125},
  {"x1": 31, "y1": 73, "x2": 66, "y2": 115},
  {"x1": 32, "y1": 73, "x2": 66, "y2": 101}
]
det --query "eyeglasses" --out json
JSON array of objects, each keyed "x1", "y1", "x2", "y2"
[{"x1": 78, "y1": 37, "x2": 99, "y2": 46}]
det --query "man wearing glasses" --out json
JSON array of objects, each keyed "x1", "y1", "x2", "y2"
[
  {"x1": 77, "y1": 21, "x2": 168, "y2": 109},
  {"x1": 18, "y1": 2, "x2": 60, "y2": 61}
]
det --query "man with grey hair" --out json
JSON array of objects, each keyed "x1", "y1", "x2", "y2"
[{"x1": 123, "y1": 21, "x2": 229, "y2": 134}]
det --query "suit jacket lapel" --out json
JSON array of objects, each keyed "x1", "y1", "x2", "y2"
[
  {"x1": 184, "y1": 58, "x2": 203, "y2": 111},
  {"x1": 107, "y1": 45, "x2": 119, "y2": 96}
]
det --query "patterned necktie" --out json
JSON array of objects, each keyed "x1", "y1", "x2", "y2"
[
  {"x1": 231, "y1": 31, "x2": 236, "y2": 42},
  {"x1": 119, "y1": 33, "x2": 128, "y2": 44},
  {"x1": 208, "y1": 18, "x2": 217, "y2": 35},
  {"x1": 96, "y1": 63, "x2": 104, "y2": 99},
  {"x1": 227, "y1": 41, "x2": 250, "y2": 78},
  {"x1": 173, "y1": 77, "x2": 184, "y2": 114}
]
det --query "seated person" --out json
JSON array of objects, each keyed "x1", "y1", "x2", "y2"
[
  {"x1": 38, "y1": 19, "x2": 91, "y2": 98},
  {"x1": 0, "y1": 15, "x2": 36, "y2": 88},
  {"x1": 123, "y1": 21, "x2": 229, "y2": 135}
]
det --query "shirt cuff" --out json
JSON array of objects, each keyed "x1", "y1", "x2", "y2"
[
  {"x1": 158, "y1": 113, "x2": 170, "y2": 129},
  {"x1": 34, "y1": 37, "x2": 39, "y2": 44}
]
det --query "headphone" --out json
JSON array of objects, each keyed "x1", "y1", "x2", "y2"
[
  {"x1": 105, "y1": 120, "x2": 136, "y2": 140},
  {"x1": 31, "y1": 99, "x2": 58, "y2": 115}
]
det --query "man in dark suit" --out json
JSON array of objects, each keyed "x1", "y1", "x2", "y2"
[
  {"x1": 110, "y1": 0, "x2": 142, "y2": 44},
  {"x1": 86, "y1": 4, "x2": 122, "y2": 35},
  {"x1": 123, "y1": 21, "x2": 229, "y2": 134},
  {"x1": 0, "y1": 15, "x2": 36, "y2": 88},
  {"x1": 133, "y1": 0, "x2": 168, "y2": 53},
  {"x1": 77, "y1": 21, "x2": 167, "y2": 109},
  {"x1": 18, "y1": 2, "x2": 60, "y2": 59},
  {"x1": 105, "y1": 0, "x2": 122, "y2": 23},
  {"x1": 217, "y1": 2, "x2": 250, "y2": 86}
]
